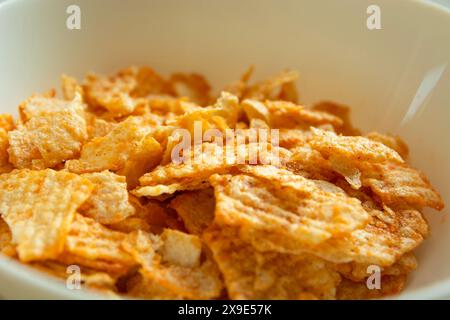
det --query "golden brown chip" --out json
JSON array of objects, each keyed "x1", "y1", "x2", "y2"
[
  {"x1": 203, "y1": 226, "x2": 340, "y2": 299},
  {"x1": 160, "y1": 229, "x2": 202, "y2": 268},
  {"x1": 361, "y1": 162, "x2": 443, "y2": 210},
  {"x1": 135, "y1": 142, "x2": 291, "y2": 197},
  {"x1": 337, "y1": 252, "x2": 417, "y2": 282},
  {"x1": 66, "y1": 116, "x2": 149, "y2": 173},
  {"x1": 309, "y1": 207, "x2": 428, "y2": 267},
  {"x1": 0, "y1": 128, "x2": 13, "y2": 173},
  {"x1": 210, "y1": 165, "x2": 369, "y2": 252},
  {"x1": 169, "y1": 73, "x2": 211, "y2": 106},
  {"x1": 0, "y1": 114, "x2": 15, "y2": 132},
  {"x1": 109, "y1": 198, "x2": 183, "y2": 234},
  {"x1": 312, "y1": 101, "x2": 360, "y2": 136},
  {"x1": 0, "y1": 169, "x2": 93, "y2": 262},
  {"x1": 167, "y1": 91, "x2": 239, "y2": 138},
  {"x1": 122, "y1": 230, "x2": 223, "y2": 299},
  {"x1": 243, "y1": 100, "x2": 343, "y2": 130},
  {"x1": 309, "y1": 128, "x2": 403, "y2": 164},
  {"x1": 365, "y1": 132, "x2": 409, "y2": 160},
  {"x1": 117, "y1": 135, "x2": 162, "y2": 189},
  {"x1": 170, "y1": 188, "x2": 215, "y2": 235},
  {"x1": 61, "y1": 74, "x2": 83, "y2": 101},
  {"x1": 241, "y1": 70, "x2": 299, "y2": 101},
  {"x1": 83, "y1": 68, "x2": 139, "y2": 115},
  {"x1": 8, "y1": 94, "x2": 88, "y2": 169},
  {"x1": 59, "y1": 213, "x2": 135, "y2": 275},
  {"x1": 32, "y1": 260, "x2": 117, "y2": 292},
  {"x1": 336, "y1": 275, "x2": 406, "y2": 300},
  {"x1": 79, "y1": 171, "x2": 136, "y2": 224},
  {"x1": 0, "y1": 217, "x2": 16, "y2": 257},
  {"x1": 85, "y1": 113, "x2": 117, "y2": 139}
]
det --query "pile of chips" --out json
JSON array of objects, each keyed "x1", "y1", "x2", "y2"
[{"x1": 0, "y1": 66, "x2": 444, "y2": 299}]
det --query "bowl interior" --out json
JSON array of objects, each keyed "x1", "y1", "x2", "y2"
[{"x1": 0, "y1": 0, "x2": 449, "y2": 299}]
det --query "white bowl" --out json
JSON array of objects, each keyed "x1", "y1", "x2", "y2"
[{"x1": 0, "y1": 0, "x2": 449, "y2": 299}]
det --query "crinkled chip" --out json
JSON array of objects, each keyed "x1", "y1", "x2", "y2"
[
  {"x1": 203, "y1": 226, "x2": 340, "y2": 299},
  {"x1": 0, "y1": 169, "x2": 93, "y2": 262},
  {"x1": 365, "y1": 132, "x2": 409, "y2": 160},
  {"x1": 336, "y1": 275, "x2": 406, "y2": 300},
  {"x1": 32, "y1": 260, "x2": 117, "y2": 293},
  {"x1": 210, "y1": 165, "x2": 369, "y2": 252},
  {"x1": 0, "y1": 217, "x2": 15, "y2": 257},
  {"x1": 312, "y1": 101, "x2": 361, "y2": 136},
  {"x1": 79, "y1": 171, "x2": 135, "y2": 224},
  {"x1": 170, "y1": 188, "x2": 215, "y2": 235},
  {"x1": 310, "y1": 128, "x2": 403, "y2": 164},
  {"x1": 361, "y1": 162, "x2": 443, "y2": 210},
  {"x1": 160, "y1": 229, "x2": 202, "y2": 268},
  {"x1": 308, "y1": 207, "x2": 428, "y2": 267},
  {"x1": 135, "y1": 141, "x2": 291, "y2": 197},
  {"x1": 117, "y1": 135, "x2": 162, "y2": 189},
  {"x1": 241, "y1": 70, "x2": 299, "y2": 101},
  {"x1": 167, "y1": 92, "x2": 239, "y2": 137},
  {"x1": 8, "y1": 94, "x2": 88, "y2": 169},
  {"x1": 169, "y1": 73, "x2": 211, "y2": 106},
  {"x1": 66, "y1": 116, "x2": 149, "y2": 173},
  {"x1": 122, "y1": 230, "x2": 223, "y2": 299},
  {"x1": 59, "y1": 213, "x2": 134, "y2": 275},
  {"x1": 0, "y1": 128, "x2": 13, "y2": 173}
]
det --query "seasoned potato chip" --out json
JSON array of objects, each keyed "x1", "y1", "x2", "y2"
[
  {"x1": 0, "y1": 128, "x2": 13, "y2": 173},
  {"x1": 203, "y1": 226, "x2": 340, "y2": 299},
  {"x1": 170, "y1": 188, "x2": 215, "y2": 235},
  {"x1": 0, "y1": 169, "x2": 93, "y2": 261},
  {"x1": 66, "y1": 117, "x2": 149, "y2": 173},
  {"x1": 80, "y1": 171, "x2": 135, "y2": 224},
  {"x1": 365, "y1": 132, "x2": 409, "y2": 160},
  {"x1": 361, "y1": 162, "x2": 443, "y2": 210},
  {"x1": 169, "y1": 73, "x2": 211, "y2": 106},
  {"x1": 59, "y1": 213, "x2": 134, "y2": 275},
  {"x1": 8, "y1": 94, "x2": 88, "y2": 169},
  {"x1": 135, "y1": 142, "x2": 291, "y2": 197},
  {"x1": 210, "y1": 166, "x2": 369, "y2": 252},
  {"x1": 0, "y1": 217, "x2": 16, "y2": 257},
  {"x1": 110, "y1": 198, "x2": 183, "y2": 234},
  {"x1": 336, "y1": 275, "x2": 406, "y2": 300},
  {"x1": 122, "y1": 230, "x2": 223, "y2": 299},
  {"x1": 312, "y1": 101, "x2": 360, "y2": 136},
  {"x1": 33, "y1": 260, "x2": 117, "y2": 292},
  {"x1": 61, "y1": 74, "x2": 83, "y2": 101},
  {"x1": 85, "y1": 113, "x2": 117, "y2": 139},
  {"x1": 337, "y1": 252, "x2": 417, "y2": 282},
  {"x1": 308, "y1": 207, "x2": 428, "y2": 267},
  {"x1": 310, "y1": 128, "x2": 403, "y2": 164},
  {"x1": 244, "y1": 100, "x2": 343, "y2": 130},
  {"x1": 241, "y1": 70, "x2": 299, "y2": 101},
  {"x1": 83, "y1": 67, "x2": 171, "y2": 116},
  {"x1": 117, "y1": 135, "x2": 162, "y2": 189},
  {"x1": 168, "y1": 92, "x2": 239, "y2": 137},
  {"x1": 0, "y1": 114, "x2": 15, "y2": 132},
  {"x1": 160, "y1": 229, "x2": 202, "y2": 268}
]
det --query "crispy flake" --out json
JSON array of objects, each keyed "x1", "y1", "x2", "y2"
[
  {"x1": 0, "y1": 169, "x2": 93, "y2": 261},
  {"x1": 170, "y1": 188, "x2": 215, "y2": 235},
  {"x1": 203, "y1": 226, "x2": 340, "y2": 299},
  {"x1": 8, "y1": 94, "x2": 88, "y2": 169},
  {"x1": 66, "y1": 117, "x2": 149, "y2": 173},
  {"x1": 210, "y1": 166, "x2": 369, "y2": 251},
  {"x1": 80, "y1": 171, "x2": 135, "y2": 224},
  {"x1": 59, "y1": 213, "x2": 134, "y2": 274},
  {"x1": 122, "y1": 230, "x2": 223, "y2": 299}
]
